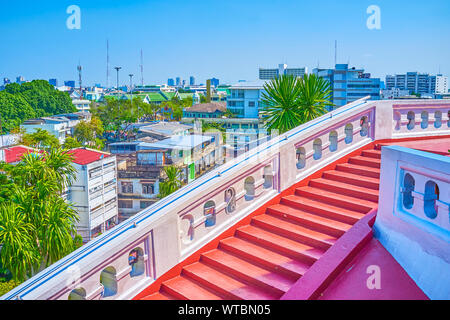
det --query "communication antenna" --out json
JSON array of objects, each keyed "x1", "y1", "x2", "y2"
[
  {"x1": 334, "y1": 40, "x2": 337, "y2": 66},
  {"x1": 140, "y1": 49, "x2": 144, "y2": 87},
  {"x1": 77, "y1": 62, "x2": 82, "y2": 97},
  {"x1": 106, "y1": 40, "x2": 110, "y2": 88}
]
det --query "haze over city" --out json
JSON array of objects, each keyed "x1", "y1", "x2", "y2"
[{"x1": 1, "y1": 0, "x2": 450, "y2": 86}]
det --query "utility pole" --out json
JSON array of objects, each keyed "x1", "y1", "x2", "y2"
[
  {"x1": 129, "y1": 73, "x2": 134, "y2": 100},
  {"x1": 114, "y1": 66, "x2": 121, "y2": 90}
]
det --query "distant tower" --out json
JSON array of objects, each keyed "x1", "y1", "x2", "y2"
[
  {"x1": 77, "y1": 63, "x2": 82, "y2": 97},
  {"x1": 106, "y1": 40, "x2": 110, "y2": 88},
  {"x1": 334, "y1": 40, "x2": 337, "y2": 66},
  {"x1": 140, "y1": 49, "x2": 144, "y2": 87}
]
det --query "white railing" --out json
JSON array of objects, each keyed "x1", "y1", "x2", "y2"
[
  {"x1": 375, "y1": 145, "x2": 450, "y2": 300},
  {"x1": 2, "y1": 98, "x2": 450, "y2": 300}
]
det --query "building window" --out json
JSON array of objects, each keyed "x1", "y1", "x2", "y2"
[
  {"x1": 142, "y1": 184, "x2": 154, "y2": 194},
  {"x1": 248, "y1": 101, "x2": 255, "y2": 107},
  {"x1": 140, "y1": 201, "x2": 152, "y2": 209},
  {"x1": 121, "y1": 182, "x2": 133, "y2": 193},
  {"x1": 118, "y1": 200, "x2": 133, "y2": 209}
]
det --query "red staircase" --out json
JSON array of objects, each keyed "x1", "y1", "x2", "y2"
[{"x1": 139, "y1": 147, "x2": 381, "y2": 300}]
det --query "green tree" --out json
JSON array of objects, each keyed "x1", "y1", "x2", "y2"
[
  {"x1": 73, "y1": 117, "x2": 105, "y2": 149},
  {"x1": 0, "y1": 148, "x2": 79, "y2": 281},
  {"x1": 261, "y1": 74, "x2": 333, "y2": 133},
  {"x1": 63, "y1": 136, "x2": 82, "y2": 149},
  {"x1": 0, "y1": 92, "x2": 36, "y2": 134},
  {"x1": 158, "y1": 166, "x2": 183, "y2": 198},
  {"x1": 21, "y1": 128, "x2": 60, "y2": 149},
  {"x1": 0, "y1": 80, "x2": 76, "y2": 134}
]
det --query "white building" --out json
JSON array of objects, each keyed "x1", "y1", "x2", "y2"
[
  {"x1": 72, "y1": 99, "x2": 91, "y2": 112},
  {"x1": 259, "y1": 63, "x2": 307, "y2": 80},
  {"x1": 434, "y1": 74, "x2": 448, "y2": 94},
  {"x1": 21, "y1": 112, "x2": 91, "y2": 144},
  {"x1": 68, "y1": 148, "x2": 119, "y2": 242}
]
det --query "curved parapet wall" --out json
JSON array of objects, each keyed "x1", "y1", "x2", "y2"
[
  {"x1": 2, "y1": 98, "x2": 450, "y2": 300},
  {"x1": 374, "y1": 145, "x2": 450, "y2": 300}
]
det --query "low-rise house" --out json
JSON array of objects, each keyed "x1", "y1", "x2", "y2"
[
  {"x1": 72, "y1": 99, "x2": 91, "y2": 112},
  {"x1": 21, "y1": 112, "x2": 92, "y2": 143},
  {"x1": 183, "y1": 102, "x2": 227, "y2": 119},
  {"x1": 137, "y1": 121, "x2": 193, "y2": 140}
]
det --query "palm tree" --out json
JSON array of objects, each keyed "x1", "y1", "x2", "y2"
[
  {"x1": 261, "y1": 74, "x2": 333, "y2": 133},
  {"x1": 158, "y1": 166, "x2": 183, "y2": 198},
  {"x1": 0, "y1": 203, "x2": 40, "y2": 281},
  {"x1": 0, "y1": 147, "x2": 80, "y2": 279}
]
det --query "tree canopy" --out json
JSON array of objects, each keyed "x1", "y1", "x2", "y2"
[{"x1": 0, "y1": 80, "x2": 76, "y2": 134}]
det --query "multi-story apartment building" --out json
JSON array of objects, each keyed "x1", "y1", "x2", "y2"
[
  {"x1": 226, "y1": 80, "x2": 268, "y2": 118},
  {"x1": 1, "y1": 146, "x2": 118, "y2": 243},
  {"x1": 430, "y1": 74, "x2": 448, "y2": 94},
  {"x1": 386, "y1": 72, "x2": 448, "y2": 95},
  {"x1": 313, "y1": 64, "x2": 381, "y2": 109},
  {"x1": 259, "y1": 63, "x2": 307, "y2": 80},
  {"x1": 68, "y1": 148, "x2": 119, "y2": 242},
  {"x1": 110, "y1": 134, "x2": 222, "y2": 220}
]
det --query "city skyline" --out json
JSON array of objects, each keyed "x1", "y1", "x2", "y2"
[{"x1": 1, "y1": 0, "x2": 449, "y2": 86}]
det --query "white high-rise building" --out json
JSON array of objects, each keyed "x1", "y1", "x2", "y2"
[
  {"x1": 434, "y1": 75, "x2": 448, "y2": 94},
  {"x1": 259, "y1": 63, "x2": 307, "y2": 80}
]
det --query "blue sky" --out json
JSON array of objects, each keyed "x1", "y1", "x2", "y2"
[{"x1": 1, "y1": 0, "x2": 449, "y2": 86}]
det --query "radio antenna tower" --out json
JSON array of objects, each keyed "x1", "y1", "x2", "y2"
[
  {"x1": 140, "y1": 49, "x2": 144, "y2": 87},
  {"x1": 106, "y1": 40, "x2": 110, "y2": 88},
  {"x1": 77, "y1": 62, "x2": 82, "y2": 97},
  {"x1": 334, "y1": 40, "x2": 337, "y2": 66}
]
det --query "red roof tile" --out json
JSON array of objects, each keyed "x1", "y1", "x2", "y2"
[
  {"x1": 3, "y1": 146, "x2": 38, "y2": 163},
  {"x1": 68, "y1": 148, "x2": 111, "y2": 165}
]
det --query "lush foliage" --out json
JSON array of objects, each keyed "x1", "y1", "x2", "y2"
[
  {"x1": 0, "y1": 80, "x2": 76, "y2": 134},
  {"x1": 73, "y1": 117, "x2": 105, "y2": 150},
  {"x1": 158, "y1": 166, "x2": 183, "y2": 198},
  {"x1": 0, "y1": 148, "x2": 79, "y2": 282},
  {"x1": 261, "y1": 74, "x2": 333, "y2": 133},
  {"x1": 0, "y1": 280, "x2": 21, "y2": 297},
  {"x1": 21, "y1": 128, "x2": 60, "y2": 150}
]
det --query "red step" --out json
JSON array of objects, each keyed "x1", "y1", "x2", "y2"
[
  {"x1": 362, "y1": 149, "x2": 381, "y2": 159},
  {"x1": 322, "y1": 170, "x2": 380, "y2": 190},
  {"x1": 335, "y1": 163, "x2": 380, "y2": 178},
  {"x1": 267, "y1": 203, "x2": 351, "y2": 237},
  {"x1": 201, "y1": 249, "x2": 295, "y2": 295},
  {"x1": 161, "y1": 275, "x2": 225, "y2": 300},
  {"x1": 138, "y1": 146, "x2": 384, "y2": 300},
  {"x1": 348, "y1": 155, "x2": 381, "y2": 169},
  {"x1": 140, "y1": 292, "x2": 175, "y2": 300},
  {"x1": 182, "y1": 262, "x2": 280, "y2": 300},
  {"x1": 251, "y1": 214, "x2": 336, "y2": 250},
  {"x1": 295, "y1": 186, "x2": 376, "y2": 213},
  {"x1": 309, "y1": 178, "x2": 379, "y2": 202},
  {"x1": 280, "y1": 195, "x2": 365, "y2": 224},
  {"x1": 219, "y1": 236, "x2": 310, "y2": 279},
  {"x1": 235, "y1": 225, "x2": 323, "y2": 264}
]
